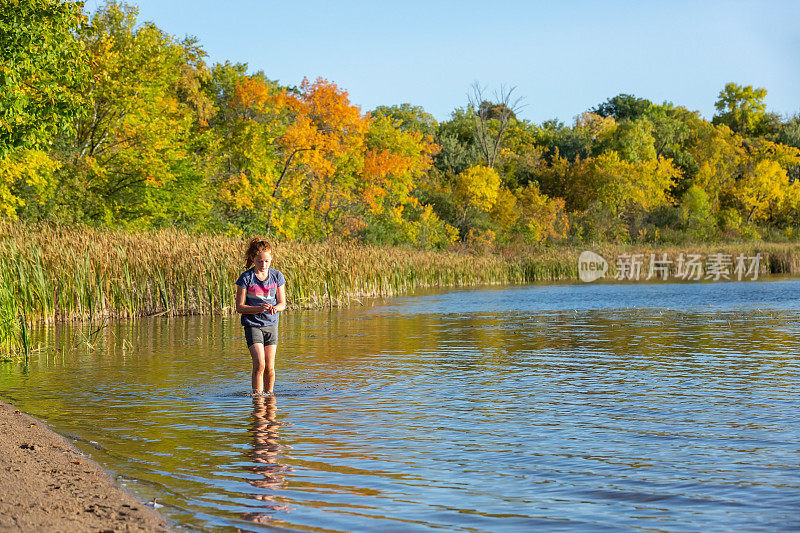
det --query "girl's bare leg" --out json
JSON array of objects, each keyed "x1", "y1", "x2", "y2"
[
  {"x1": 264, "y1": 344, "x2": 277, "y2": 394},
  {"x1": 249, "y1": 343, "x2": 266, "y2": 394}
]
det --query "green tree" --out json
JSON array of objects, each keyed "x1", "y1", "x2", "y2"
[
  {"x1": 537, "y1": 115, "x2": 611, "y2": 164},
  {"x1": 494, "y1": 120, "x2": 546, "y2": 189},
  {"x1": 0, "y1": 0, "x2": 88, "y2": 157},
  {"x1": 679, "y1": 184, "x2": 714, "y2": 240},
  {"x1": 778, "y1": 115, "x2": 800, "y2": 183},
  {"x1": 642, "y1": 104, "x2": 699, "y2": 197},
  {"x1": 434, "y1": 107, "x2": 482, "y2": 175},
  {"x1": 604, "y1": 118, "x2": 656, "y2": 163},
  {"x1": 644, "y1": 104, "x2": 694, "y2": 158},
  {"x1": 592, "y1": 94, "x2": 652, "y2": 122},
  {"x1": 712, "y1": 83, "x2": 769, "y2": 136},
  {"x1": 778, "y1": 115, "x2": 800, "y2": 149},
  {"x1": 371, "y1": 103, "x2": 438, "y2": 137},
  {"x1": 52, "y1": 1, "x2": 214, "y2": 226}
]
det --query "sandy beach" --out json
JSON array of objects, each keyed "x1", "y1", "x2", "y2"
[{"x1": 0, "y1": 399, "x2": 170, "y2": 532}]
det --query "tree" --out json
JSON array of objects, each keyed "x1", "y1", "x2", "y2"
[
  {"x1": 413, "y1": 204, "x2": 458, "y2": 249},
  {"x1": 371, "y1": 103, "x2": 438, "y2": 137},
  {"x1": 686, "y1": 120, "x2": 745, "y2": 211},
  {"x1": 434, "y1": 107, "x2": 482, "y2": 175},
  {"x1": 605, "y1": 119, "x2": 657, "y2": 163},
  {"x1": 778, "y1": 115, "x2": 800, "y2": 183},
  {"x1": 514, "y1": 184, "x2": 568, "y2": 244},
  {"x1": 592, "y1": 94, "x2": 652, "y2": 122},
  {"x1": 567, "y1": 151, "x2": 678, "y2": 219},
  {"x1": 362, "y1": 114, "x2": 439, "y2": 216},
  {"x1": 270, "y1": 77, "x2": 371, "y2": 237},
  {"x1": 215, "y1": 75, "x2": 438, "y2": 240},
  {"x1": 533, "y1": 151, "x2": 572, "y2": 208},
  {"x1": 455, "y1": 164, "x2": 500, "y2": 213},
  {"x1": 726, "y1": 140, "x2": 800, "y2": 224},
  {"x1": 778, "y1": 115, "x2": 800, "y2": 149},
  {"x1": 494, "y1": 120, "x2": 547, "y2": 189},
  {"x1": 211, "y1": 73, "x2": 285, "y2": 232},
  {"x1": 0, "y1": 0, "x2": 88, "y2": 157},
  {"x1": 643, "y1": 104, "x2": 698, "y2": 194},
  {"x1": 212, "y1": 75, "x2": 359, "y2": 236},
  {"x1": 536, "y1": 114, "x2": 612, "y2": 164},
  {"x1": 712, "y1": 83, "x2": 768, "y2": 136},
  {"x1": 679, "y1": 184, "x2": 714, "y2": 240},
  {"x1": 468, "y1": 82, "x2": 523, "y2": 168},
  {"x1": 0, "y1": 149, "x2": 60, "y2": 218},
  {"x1": 52, "y1": 2, "x2": 214, "y2": 226}
]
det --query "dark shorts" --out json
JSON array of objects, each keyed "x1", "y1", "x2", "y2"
[{"x1": 244, "y1": 325, "x2": 278, "y2": 347}]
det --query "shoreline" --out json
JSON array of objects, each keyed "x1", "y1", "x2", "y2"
[{"x1": 0, "y1": 399, "x2": 170, "y2": 532}]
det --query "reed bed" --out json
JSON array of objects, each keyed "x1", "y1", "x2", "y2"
[{"x1": 1, "y1": 221, "x2": 799, "y2": 358}]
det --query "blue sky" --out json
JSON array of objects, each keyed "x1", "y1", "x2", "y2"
[{"x1": 85, "y1": 0, "x2": 799, "y2": 124}]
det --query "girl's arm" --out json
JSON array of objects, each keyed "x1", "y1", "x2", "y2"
[
  {"x1": 236, "y1": 286, "x2": 270, "y2": 314},
  {"x1": 271, "y1": 285, "x2": 287, "y2": 313}
]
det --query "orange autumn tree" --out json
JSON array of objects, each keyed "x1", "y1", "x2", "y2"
[
  {"x1": 359, "y1": 114, "x2": 442, "y2": 242},
  {"x1": 217, "y1": 76, "x2": 438, "y2": 240},
  {"x1": 274, "y1": 78, "x2": 369, "y2": 237}
]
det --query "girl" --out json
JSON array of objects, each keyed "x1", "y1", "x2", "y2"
[{"x1": 235, "y1": 238, "x2": 287, "y2": 397}]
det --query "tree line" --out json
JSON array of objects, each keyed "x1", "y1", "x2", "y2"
[{"x1": 3, "y1": 0, "x2": 800, "y2": 249}]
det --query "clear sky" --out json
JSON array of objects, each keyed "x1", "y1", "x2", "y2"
[{"x1": 84, "y1": 0, "x2": 799, "y2": 124}]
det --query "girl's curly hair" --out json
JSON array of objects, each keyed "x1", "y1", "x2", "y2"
[{"x1": 244, "y1": 237, "x2": 273, "y2": 268}]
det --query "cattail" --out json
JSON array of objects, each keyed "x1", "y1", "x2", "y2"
[{"x1": 0, "y1": 220, "x2": 790, "y2": 359}]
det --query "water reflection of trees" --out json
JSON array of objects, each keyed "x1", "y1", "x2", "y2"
[
  {"x1": 281, "y1": 305, "x2": 800, "y2": 385},
  {"x1": 243, "y1": 395, "x2": 293, "y2": 524}
]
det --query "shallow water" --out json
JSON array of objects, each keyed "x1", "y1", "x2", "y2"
[{"x1": 2, "y1": 279, "x2": 800, "y2": 531}]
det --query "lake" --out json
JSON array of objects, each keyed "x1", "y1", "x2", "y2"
[{"x1": 1, "y1": 279, "x2": 799, "y2": 531}]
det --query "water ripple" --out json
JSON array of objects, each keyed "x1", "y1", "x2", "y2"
[{"x1": 1, "y1": 280, "x2": 799, "y2": 531}]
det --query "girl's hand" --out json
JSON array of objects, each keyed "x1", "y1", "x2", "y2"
[{"x1": 259, "y1": 303, "x2": 277, "y2": 314}]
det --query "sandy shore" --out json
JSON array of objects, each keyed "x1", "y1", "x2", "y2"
[{"x1": 0, "y1": 399, "x2": 170, "y2": 532}]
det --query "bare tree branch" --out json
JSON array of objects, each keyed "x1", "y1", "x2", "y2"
[{"x1": 468, "y1": 81, "x2": 524, "y2": 168}]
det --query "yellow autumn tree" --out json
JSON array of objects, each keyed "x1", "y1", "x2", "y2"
[
  {"x1": 0, "y1": 150, "x2": 60, "y2": 218},
  {"x1": 455, "y1": 165, "x2": 501, "y2": 212},
  {"x1": 514, "y1": 184, "x2": 568, "y2": 244},
  {"x1": 581, "y1": 151, "x2": 679, "y2": 218},
  {"x1": 489, "y1": 186, "x2": 519, "y2": 234},
  {"x1": 688, "y1": 122, "x2": 746, "y2": 211},
  {"x1": 414, "y1": 204, "x2": 459, "y2": 249},
  {"x1": 727, "y1": 140, "x2": 800, "y2": 223},
  {"x1": 215, "y1": 75, "x2": 288, "y2": 232}
]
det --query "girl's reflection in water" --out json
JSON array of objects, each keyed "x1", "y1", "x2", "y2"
[{"x1": 243, "y1": 395, "x2": 293, "y2": 524}]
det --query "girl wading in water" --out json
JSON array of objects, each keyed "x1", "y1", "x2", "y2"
[{"x1": 236, "y1": 238, "x2": 287, "y2": 397}]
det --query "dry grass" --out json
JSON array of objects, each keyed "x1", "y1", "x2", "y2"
[{"x1": 1, "y1": 221, "x2": 798, "y2": 357}]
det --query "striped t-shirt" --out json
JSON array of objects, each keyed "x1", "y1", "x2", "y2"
[{"x1": 235, "y1": 268, "x2": 286, "y2": 327}]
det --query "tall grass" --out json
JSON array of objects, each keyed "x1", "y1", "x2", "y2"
[
  {"x1": 0, "y1": 222, "x2": 525, "y2": 355},
  {"x1": 1, "y1": 221, "x2": 799, "y2": 357}
]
